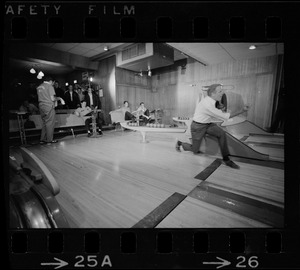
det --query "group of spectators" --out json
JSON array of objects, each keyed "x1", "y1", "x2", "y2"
[
  {"x1": 53, "y1": 81, "x2": 101, "y2": 110},
  {"x1": 19, "y1": 80, "x2": 102, "y2": 114}
]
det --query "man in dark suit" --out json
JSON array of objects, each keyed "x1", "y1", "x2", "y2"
[
  {"x1": 84, "y1": 87, "x2": 104, "y2": 136},
  {"x1": 64, "y1": 84, "x2": 81, "y2": 109},
  {"x1": 54, "y1": 80, "x2": 66, "y2": 109}
]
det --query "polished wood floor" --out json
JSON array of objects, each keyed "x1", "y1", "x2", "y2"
[{"x1": 9, "y1": 129, "x2": 284, "y2": 228}]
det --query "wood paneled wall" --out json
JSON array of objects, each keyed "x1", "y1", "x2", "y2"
[
  {"x1": 100, "y1": 55, "x2": 279, "y2": 128},
  {"x1": 115, "y1": 68, "x2": 152, "y2": 112},
  {"x1": 151, "y1": 55, "x2": 278, "y2": 127}
]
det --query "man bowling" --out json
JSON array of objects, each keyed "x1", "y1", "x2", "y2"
[{"x1": 175, "y1": 84, "x2": 249, "y2": 169}]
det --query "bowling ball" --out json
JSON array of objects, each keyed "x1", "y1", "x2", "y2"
[
  {"x1": 146, "y1": 123, "x2": 149, "y2": 127},
  {"x1": 161, "y1": 124, "x2": 165, "y2": 128}
]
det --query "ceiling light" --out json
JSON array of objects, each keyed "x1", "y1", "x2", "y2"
[
  {"x1": 249, "y1": 45, "x2": 256, "y2": 50},
  {"x1": 74, "y1": 80, "x2": 77, "y2": 84},
  {"x1": 30, "y1": 67, "x2": 36, "y2": 74},
  {"x1": 147, "y1": 66, "x2": 151, "y2": 77},
  {"x1": 37, "y1": 74, "x2": 43, "y2": 79},
  {"x1": 66, "y1": 82, "x2": 69, "y2": 86},
  {"x1": 38, "y1": 71, "x2": 44, "y2": 77},
  {"x1": 89, "y1": 77, "x2": 93, "y2": 82},
  {"x1": 104, "y1": 46, "x2": 109, "y2": 51}
]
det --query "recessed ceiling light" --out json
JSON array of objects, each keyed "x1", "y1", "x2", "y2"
[
  {"x1": 249, "y1": 45, "x2": 256, "y2": 50},
  {"x1": 104, "y1": 46, "x2": 109, "y2": 51}
]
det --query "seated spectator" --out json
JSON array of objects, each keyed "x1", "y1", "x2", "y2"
[
  {"x1": 84, "y1": 87, "x2": 104, "y2": 137},
  {"x1": 115, "y1": 101, "x2": 136, "y2": 121},
  {"x1": 64, "y1": 84, "x2": 81, "y2": 109},
  {"x1": 133, "y1": 102, "x2": 153, "y2": 124},
  {"x1": 19, "y1": 99, "x2": 39, "y2": 115}
]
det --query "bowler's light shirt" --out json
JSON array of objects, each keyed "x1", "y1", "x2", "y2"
[
  {"x1": 193, "y1": 96, "x2": 230, "y2": 123},
  {"x1": 37, "y1": 81, "x2": 56, "y2": 108}
]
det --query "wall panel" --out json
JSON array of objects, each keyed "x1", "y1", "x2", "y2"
[{"x1": 151, "y1": 55, "x2": 278, "y2": 127}]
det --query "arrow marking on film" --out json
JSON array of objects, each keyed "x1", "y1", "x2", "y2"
[
  {"x1": 41, "y1": 257, "x2": 68, "y2": 269},
  {"x1": 203, "y1": 257, "x2": 231, "y2": 269}
]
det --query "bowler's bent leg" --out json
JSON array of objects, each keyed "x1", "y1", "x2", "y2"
[{"x1": 206, "y1": 124, "x2": 230, "y2": 159}]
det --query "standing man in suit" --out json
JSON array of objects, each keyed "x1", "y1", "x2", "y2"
[
  {"x1": 37, "y1": 76, "x2": 63, "y2": 145},
  {"x1": 64, "y1": 84, "x2": 81, "y2": 109},
  {"x1": 53, "y1": 80, "x2": 65, "y2": 109},
  {"x1": 84, "y1": 87, "x2": 104, "y2": 136}
]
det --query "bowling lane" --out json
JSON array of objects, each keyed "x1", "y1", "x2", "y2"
[
  {"x1": 245, "y1": 133, "x2": 284, "y2": 145},
  {"x1": 223, "y1": 121, "x2": 284, "y2": 161},
  {"x1": 203, "y1": 161, "x2": 284, "y2": 207},
  {"x1": 244, "y1": 143, "x2": 284, "y2": 162},
  {"x1": 158, "y1": 158, "x2": 284, "y2": 228},
  {"x1": 156, "y1": 196, "x2": 270, "y2": 228},
  {"x1": 10, "y1": 131, "x2": 214, "y2": 228}
]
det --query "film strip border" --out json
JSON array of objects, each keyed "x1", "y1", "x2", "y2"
[
  {"x1": 4, "y1": 1, "x2": 300, "y2": 269},
  {"x1": 4, "y1": 2, "x2": 289, "y2": 41},
  {"x1": 8, "y1": 229, "x2": 300, "y2": 268}
]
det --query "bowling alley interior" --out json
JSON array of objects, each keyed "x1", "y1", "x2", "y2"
[{"x1": 7, "y1": 42, "x2": 287, "y2": 228}]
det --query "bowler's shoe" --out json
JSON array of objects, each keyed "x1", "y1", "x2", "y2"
[
  {"x1": 46, "y1": 140, "x2": 58, "y2": 146},
  {"x1": 175, "y1": 140, "x2": 181, "y2": 152},
  {"x1": 223, "y1": 159, "x2": 240, "y2": 169}
]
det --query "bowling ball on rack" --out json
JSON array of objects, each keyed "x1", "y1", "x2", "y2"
[{"x1": 146, "y1": 123, "x2": 150, "y2": 127}]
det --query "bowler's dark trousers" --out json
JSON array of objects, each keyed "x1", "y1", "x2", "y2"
[{"x1": 181, "y1": 121, "x2": 230, "y2": 158}]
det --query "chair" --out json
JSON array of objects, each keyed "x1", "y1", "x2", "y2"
[{"x1": 109, "y1": 110, "x2": 125, "y2": 130}]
